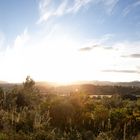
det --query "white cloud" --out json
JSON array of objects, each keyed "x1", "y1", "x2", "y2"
[
  {"x1": 122, "y1": 1, "x2": 140, "y2": 16},
  {"x1": 1, "y1": 24, "x2": 140, "y2": 83},
  {"x1": 37, "y1": 0, "x2": 69, "y2": 23},
  {"x1": 78, "y1": 33, "x2": 114, "y2": 50},
  {"x1": 14, "y1": 28, "x2": 30, "y2": 48},
  {"x1": 0, "y1": 29, "x2": 31, "y2": 82},
  {"x1": 0, "y1": 32, "x2": 5, "y2": 50},
  {"x1": 37, "y1": 0, "x2": 118, "y2": 23},
  {"x1": 0, "y1": 25, "x2": 81, "y2": 83},
  {"x1": 102, "y1": 0, "x2": 119, "y2": 14},
  {"x1": 79, "y1": 38, "x2": 140, "y2": 81},
  {"x1": 38, "y1": 0, "x2": 68, "y2": 23},
  {"x1": 67, "y1": 0, "x2": 92, "y2": 13},
  {"x1": 38, "y1": 0, "x2": 93, "y2": 23}
]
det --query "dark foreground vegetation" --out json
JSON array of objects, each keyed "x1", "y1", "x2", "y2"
[{"x1": 0, "y1": 77, "x2": 140, "y2": 140}]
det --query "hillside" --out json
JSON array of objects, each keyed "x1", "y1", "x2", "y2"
[{"x1": 1, "y1": 80, "x2": 140, "y2": 96}]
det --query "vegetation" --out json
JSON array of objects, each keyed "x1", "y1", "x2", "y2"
[{"x1": 0, "y1": 77, "x2": 140, "y2": 140}]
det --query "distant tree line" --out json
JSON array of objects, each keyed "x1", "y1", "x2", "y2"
[{"x1": 45, "y1": 84, "x2": 140, "y2": 97}]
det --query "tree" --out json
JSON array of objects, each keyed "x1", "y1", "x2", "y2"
[
  {"x1": 23, "y1": 76, "x2": 35, "y2": 91},
  {"x1": 16, "y1": 76, "x2": 41, "y2": 109}
]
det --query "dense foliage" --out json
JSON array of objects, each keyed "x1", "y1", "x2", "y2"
[{"x1": 0, "y1": 77, "x2": 140, "y2": 140}]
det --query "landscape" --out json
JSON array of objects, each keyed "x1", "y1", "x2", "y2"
[
  {"x1": 0, "y1": 77, "x2": 139, "y2": 140},
  {"x1": 0, "y1": 0, "x2": 140, "y2": 139}
]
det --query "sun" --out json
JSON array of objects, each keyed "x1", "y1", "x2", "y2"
[
  {"x1": 1, "y1": 28, "x2": 120, "y2": 84},
  {"x1": 27, "y1": 36, "x2": 118, "y2": 84}
]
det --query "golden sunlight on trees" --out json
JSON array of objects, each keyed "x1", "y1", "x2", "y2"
[{"x1": 0, "y1": 77, "x2": 139, "y2": 139}]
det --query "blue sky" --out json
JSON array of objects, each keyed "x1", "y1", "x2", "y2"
[{"x1": 0, "y1": 0, "x2": 140, "y2": 83}]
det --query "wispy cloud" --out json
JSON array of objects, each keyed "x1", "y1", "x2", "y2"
[
  {"x1": 121, "y1": 53, "x2": 140, "y2": 58},
  {"x1": 102, "y1": 0, "x2": 119, "y2": 14},
  {"x1": 0, "y1": 32, "x2": 5, "y2": 51},
  {"x1": 0, "y1": 29, "x2": 31, "y2": 82},
  {"x1": 79, "y1": 44, "x2": 99, "y2": 52},
  {"x1": 79, "y1": 44, "x2": 113, "y2": 52},
  {"x1": 37, "y1": 0, "x2": 119, "y2": 23},
  {"x1": 14, "y1": 28, "x2": 30, "y2": 48},
  {"x1": 67, "y1": 0, "x2": 93, "y2": 13},
  {"x1": 136, "y1": 66, "x2": 140, "y2": 72},
  {"x1": 38, "y1": 0, "x2": 93, "y2": 23},
  {"x1": 38, "y1": 0, "x2": 68, "y2": 23},
  {"x1": 122, "y1": 1, "x2": 140, "y2": 16},
  {"x1": 78, "y1": 34, "x2": 114, "y2": 52},
  {"x1": 102, "y1": 69, "x2": 140, "y2": 74}
]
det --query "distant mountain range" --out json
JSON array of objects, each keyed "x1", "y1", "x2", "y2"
[
  {"x1": 84, "y1": 80, "x2": 140, "y2": 87},
  {"x1": 1, "y1": 80, "x2": 140, "y2": 89},
  {"x1": 0, "y1": 81, "x2": 7, "y2": 84},
  {"x1": 57, "y1": 80, "x2": 140, "y2": 87},
  {"x1": 0, "y1": 80, "x2": 140, "y2": 96}
]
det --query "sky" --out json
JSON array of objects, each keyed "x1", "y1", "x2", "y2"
[{"x1": 0, "y1": 0, "x2": 140, "y2": 83}]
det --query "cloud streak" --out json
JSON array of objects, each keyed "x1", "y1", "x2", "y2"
[
  {"x1": 79, "y1": 44, "x2": 113, "y2": 52},
  {"x1": 102, "y1": 69, "x2": 140, "y2": 74},
  {"x1": 122, "y1": 1, "x2": 140, "y2": 16},
  {"x1": 37, "y1": 0, "x2": 119, "y2": 23},
  {"x1": 67, "y1": 0, "x2": 93, "y2": 13},
  {"x1": 14, "y1": 28, "x2": 30, "y2": 48},
  {"x1": 121, "y1": 53, "x2": 140, "y2": 58},
  {"x1": 0, "y1": 32, "x2": 5, "y2": 51},
  {"x1": 102, "y1": 0, "x2": 119, "y2": 14},
  {"x1": 38, "y1": 0, "x2": 93, "y2": 23},
  {"x1": 79, "y1": 44, "x2": 99, "y2": 52},
  {"x1": 78, "y1": 34, "x2": 114, "y2": 52},
  {"x1": 38, "y1": 0, "x2": 68, "y2": 23}
]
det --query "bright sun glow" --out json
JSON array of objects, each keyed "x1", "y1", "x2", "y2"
[
  {"x1": 29, "y1": 37, "x2": 117, "y2": 84},
  {"x1": 1, "y1": 32, "x2": 138, "y2": 84},
  {"x1": 0, "y1": 0, "x2": 140, "y2": 84},
  {"x1": 0, "y1": 33, "x2": 129, "y2": 84}
]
